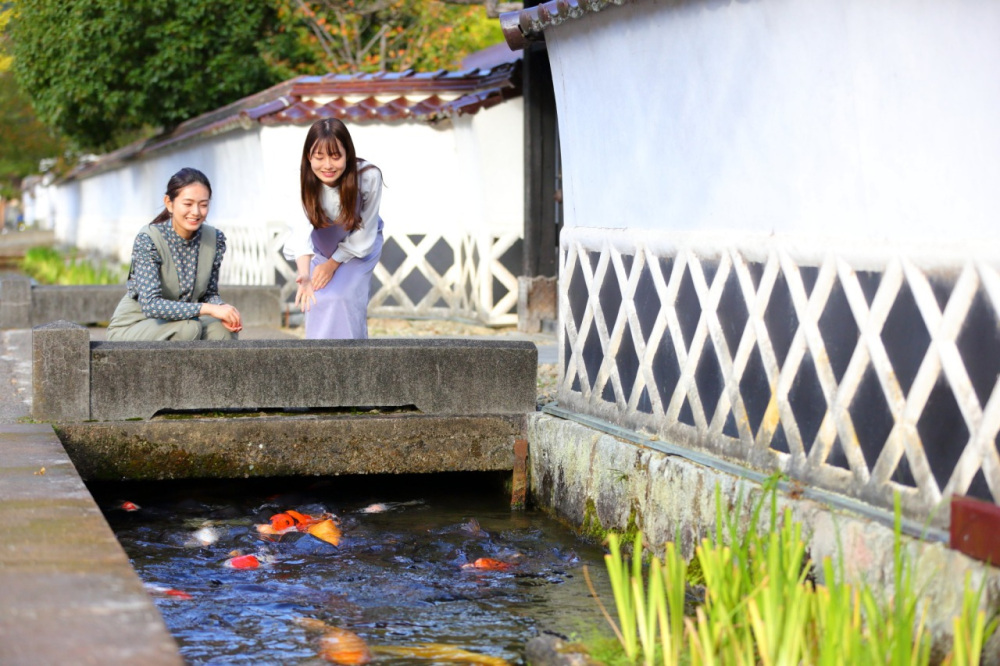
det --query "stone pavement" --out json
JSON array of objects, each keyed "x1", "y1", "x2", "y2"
[{"x1": 0, "y1": 329, "x2": 183, "y2": 665}]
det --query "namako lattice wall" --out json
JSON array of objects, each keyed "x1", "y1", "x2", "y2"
[{"x1": 559, "y1": 227, "x2": 1000, "y2": 525}]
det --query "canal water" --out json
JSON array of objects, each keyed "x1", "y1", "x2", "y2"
[{"x1": 91, "y1": 472, "x2": 616, "y2": 665}]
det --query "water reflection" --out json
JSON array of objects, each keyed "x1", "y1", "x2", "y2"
[{"x1": 91, "y1": 473, "x2": 614, "y2": 665}]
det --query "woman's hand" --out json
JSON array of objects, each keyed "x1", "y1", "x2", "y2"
[
  {"x1": 295, "y1": 274, "x2": 316, "y2": 312},
  {"x1": 202, "y1": 303, "x2": 243, "y2": 333},
  {"x1": 311, "y1": 258, "x2": 340, "y2": 291}
]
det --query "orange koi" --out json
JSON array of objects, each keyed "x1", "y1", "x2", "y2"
[
  {"x1": 461, "y1": 558, "x2": 511, "y2": 572},
  {"x1": 319, "y1": 627, "x2": 373, "y2": 665},
  {"x1": 269, "y1": 513, "x2": 297, "y2": 532},
  {"x1": 296, "y1": 618, "x2": 372, "y2": 665},
  {"x1": 258, "y1": 511, "x2": 340, "y2": 545},
  {"x1": 224, "y1": 554, "x2": 260, "y2": 569},
  {"x1": 285, "y1": 509, "x2": 313, "y2": 526},
  {"x1": 121, "y1": 501, "x2": 140, "y2": 512},
  {"x1": 307, "y1": 518, "x2": 342, "y2": 546}
]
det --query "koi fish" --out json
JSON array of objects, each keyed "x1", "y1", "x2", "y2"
[
  {"x1": 270, "y1": 509, "x2": 315, "y2": 531},
  {"x1": 224, "y1": 554, "x2": 260, "y2": 569},
  {"x1": 297, "y1": 618, "x2": 508, "y2": 666},
  {"x1": 121, "y1": 501, "x2": 140, "y2": 512},
  {"x1": 256, "y1": 511, "x2": 341, "y2": 546},
  {"x1": 372, "y1": 644, "x2": 511, "y2": 666},
  {"x1": 296, "y1": 618, "x2": 372, "y2": 665},
  {"x1": 461, "y1": 518, "x2": 488, "y2": 537},
  {"x1": 357, "y1": 500, "x2": 423, "y2": 514},
  {"x1": 461, "y1": 558, "x2": 511, "y2": 572},
  {"x1": 144, "y1": 583, "x2": 193, "y2": 600},
  {"x1": 187, "y1": 526, "x2": 220, "y2": 547}
]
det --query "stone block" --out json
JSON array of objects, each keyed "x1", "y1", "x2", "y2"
[
  {"x1": 88, "y1": 338, "x2": 537, "y2": 421},
  {"x1": 32, "y1": 285, "x2": 123, "y2": 326},
  {"x1": 0, "y1": 276, "x2": 32, "y2": 329},
  {"x1": 28, "y1": 284, "x2": 282, "y2": 328},
  {"x1": 32, "y1": 321, "x2": 91, "y2": 422},
  {"x1": 219, "y1": 285, "x2": 281, "y2": 327}
]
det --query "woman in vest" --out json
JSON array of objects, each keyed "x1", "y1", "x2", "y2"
[{"x1": 106, "y1": 168, "x2": 242, "y2": 341}]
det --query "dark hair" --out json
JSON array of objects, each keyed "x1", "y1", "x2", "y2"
[
  {"x1": 151, "y1": 167, "x2": 213, "y2": 224},
  {"x1": 300, "y1": 118, "x2": 375, "y2": 232}
]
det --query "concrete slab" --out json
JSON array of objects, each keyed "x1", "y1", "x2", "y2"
[
  {"x1": 57, "y1": 413, "x2": 526, "y2": 481},
  {"x1": 0, "y1": 423, "x2": 182, "y2": 666}
]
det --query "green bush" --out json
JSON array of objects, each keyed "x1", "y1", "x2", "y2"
[{"x1": 21, "y1": 246, "x2": 125, "y2": 285}]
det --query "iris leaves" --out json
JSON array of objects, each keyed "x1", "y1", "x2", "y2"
[{"x1": 595, "y1": 486, "x2": 997, "y2": 665}]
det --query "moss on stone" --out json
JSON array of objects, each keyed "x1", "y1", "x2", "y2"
[{"x1": 581, "y1": 497, "x2": 604, "y2": 541}]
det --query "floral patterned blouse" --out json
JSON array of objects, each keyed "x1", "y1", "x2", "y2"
[{"x1": 125, "y1": 221, "x2": 226, "y2": 320}]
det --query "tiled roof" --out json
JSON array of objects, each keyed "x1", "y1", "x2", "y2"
[
  {"x1": 500, "y1": 0, "x2": 628, "y2": 50},
  {"x1": 65, "y1": 59, "x2": 521, "y2": 181}
]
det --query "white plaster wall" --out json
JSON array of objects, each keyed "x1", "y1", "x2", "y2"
[
  {"x1": 258, "y1": 124, "x2": 308, "y2": 230},
  {"x1": 259, "y1": 122, "x2": 472, "y2": 236},
  {"x1": 67, "y1": 131, "x2": 267, "y2": 260},
  {"x1": 350, "y1": 121, "x2": 468, "y2": 235},
  {"x1": 546, "y1": 0, "x2": 1000, "y2": 243},
  {"x1": 22, "y1": 178, "x2": 57, "y2": 230},
  {"x1": 460, "y1": 99, "x2": 525, "y2": 234},
  {"x1": 49, "y1": 107, "x2": 523, "y2": 264},
  {"x1": 53, "y1": 181, "x2": 80, "y2": 248},
  {"x1": 262, "y1": 113, "x2": 525, "y2": 239}
]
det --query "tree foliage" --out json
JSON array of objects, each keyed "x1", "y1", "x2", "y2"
[
  {"x1": 0, "y1": 2, "x2": 67, "y2": 196},
  {"x1": 11, "y1": 0, "x2": 283, "y2": 151},
  {"x1": 252, "y1": 0, "x2": 503, "y2": 79},
  {"x1": 9, "y1": 0, "x2": 504, "y2": 153},
  {"x1": 0, "y1": 71, "x2": 67, "y2": 194}
]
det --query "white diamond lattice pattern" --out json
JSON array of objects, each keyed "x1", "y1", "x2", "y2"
[
  {"x1": 220, "y1": 224, "x2": 519, "y2": 326},
  {"x1": 559, "y1": 229, "x2": 1000, "y2": 525}
]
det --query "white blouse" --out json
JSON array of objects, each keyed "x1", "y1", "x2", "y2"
[{"x1": 282, "y1": 162, "x2": 383, "y2": 264}]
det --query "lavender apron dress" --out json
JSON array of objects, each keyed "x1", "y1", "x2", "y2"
[{"x1": 306, "y1": 219, "x2": 383, "y2": 339}]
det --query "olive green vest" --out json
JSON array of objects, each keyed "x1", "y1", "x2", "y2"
[{"x1": 107, "y1": 223, "x2": 219, "y2": 330}]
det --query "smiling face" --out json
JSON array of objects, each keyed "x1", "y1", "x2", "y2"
[
  {"x1": 165, "y1": 183, "x2": 211, "y2": 240},
  {"x1": 309, "y1": 138, "x2": 348, "y2": 187}
]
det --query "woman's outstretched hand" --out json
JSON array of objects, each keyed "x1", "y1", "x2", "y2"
[
  {"x1": 311, "y1": 258, "x2": 341, "y2": 291},
  {"x1": 295, "y1": 274, "x2": 317, "y2": 312}
]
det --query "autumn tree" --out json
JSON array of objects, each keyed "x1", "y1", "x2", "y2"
[{"x1": 270, "y1": 0, "x2": 505, "y2": 78}]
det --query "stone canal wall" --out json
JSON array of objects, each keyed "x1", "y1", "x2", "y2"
[
  {"x1": 526, "y1": 410, "x2": 1000, "y2": 663},
  {"x1": 0, "y1": 276, "x2": 281, "y2": 329}
]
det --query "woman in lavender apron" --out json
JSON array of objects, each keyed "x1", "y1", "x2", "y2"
[{"x1": 282, "y1": 118, "x2": 384, "y2": 339}]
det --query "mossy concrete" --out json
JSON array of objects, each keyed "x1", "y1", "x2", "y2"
[
  {"x1": 526, "y1": 412, "x2": 1000, "y2": 663},
  {"x1": 0, "y1": 423, "x2": 182, "y2": 665},
  {"x1": 55, "y1": 413, "x2": 525, "y2": 481}
]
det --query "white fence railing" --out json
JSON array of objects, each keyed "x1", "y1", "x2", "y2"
[{"x1": 217, "y1": 223, "x2": 520, "y2": 327}]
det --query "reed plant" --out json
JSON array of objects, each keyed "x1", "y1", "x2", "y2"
[
  {"x1": 21, "y1": 246, "x2": 125, "y2": 285},
  {"x1": 591, "y1": 483, "x2": 996, "y2": 665}
]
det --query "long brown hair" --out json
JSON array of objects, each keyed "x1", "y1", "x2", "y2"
[
  {"x1": 300, "y1": 118, "x2": 373, "y2": 232},
  {"x1": 152, "y1": 167, "x2": 212, "y2": 224}
]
